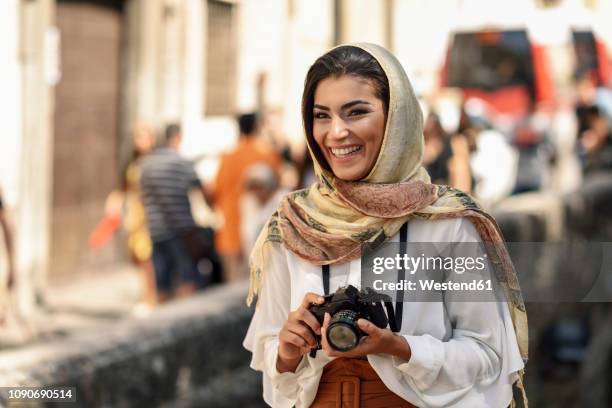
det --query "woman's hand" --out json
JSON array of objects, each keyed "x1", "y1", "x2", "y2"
[
  {"x1": 320, "y1": 313, "x2": 412, "y2": 361},
  {"x1": 276, "y1": 292, "x2": 324, "y2": 373}
]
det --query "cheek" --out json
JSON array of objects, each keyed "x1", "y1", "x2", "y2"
[
  {"x1": 360, "y1": 117, "x2": 385, "y2": 149},
  {"x1": 312, "y1": 123, "x2": 327, "y2": 150}
]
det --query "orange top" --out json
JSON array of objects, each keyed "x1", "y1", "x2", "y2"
[{"x1": 214, "y1": 137, "x2": 281, "y2": 255}]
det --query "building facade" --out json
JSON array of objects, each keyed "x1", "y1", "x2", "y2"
[{"x1": 0, "y1": 0, "x2": 610, "y2": 316}]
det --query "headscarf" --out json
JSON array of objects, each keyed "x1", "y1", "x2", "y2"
[{"x1": 247, "y1": 43, "x2": 528, "y2": 407}]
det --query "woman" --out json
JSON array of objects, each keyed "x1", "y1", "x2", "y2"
[
  {"x1": 423, "y1": 112, "x2": 472, "y2": 193},
  {"x1": 244, "y1": 44, "x2": 527, "y2": 408},
  {"x1": 104, "y1": 123, "x2": 158, "y2": 312}
]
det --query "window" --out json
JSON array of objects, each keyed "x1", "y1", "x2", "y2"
[
  {"x1": 447, "y1": 30, "x2": 534, "y2": 93},
  {"x1": 204, "y1": 0, "x2": 237, "y2": 116},
  {"x1": 572, "y1": 30, "x2": 599, "y2": 81}
]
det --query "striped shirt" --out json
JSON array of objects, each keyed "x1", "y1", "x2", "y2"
[{"x1": 140, "y1": 148, "x2": 200, "y2": 242}]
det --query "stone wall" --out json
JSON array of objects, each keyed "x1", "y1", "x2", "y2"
[{"x1": 0, "y1": 282, "x2": 263, "y2": 408}]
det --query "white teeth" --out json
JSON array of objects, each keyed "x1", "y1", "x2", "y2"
[{"x1": 330, "y1": 146, "x2": 362, "y2": 157}]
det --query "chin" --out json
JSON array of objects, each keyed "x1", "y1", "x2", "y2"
[{"x1": 332, "y1": 167, "x2": 367, "y2": 181}]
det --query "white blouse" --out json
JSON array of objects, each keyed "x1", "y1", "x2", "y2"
[{"x1": 243, "y1": 217, "x2": 525, "y2": 408}]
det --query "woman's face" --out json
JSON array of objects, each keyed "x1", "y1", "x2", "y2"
[
  {"x1": 312, "y1": 75, "x2": 386, "y2": 181},
  {"x1": 133, "y1": 124, "x2": 155, "y2": 154}
]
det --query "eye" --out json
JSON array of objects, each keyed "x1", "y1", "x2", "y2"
[
  {"x1": 314, "y1": 111, "x2": 329, "y2": 120},
  {"x1": 348, "y1": 109, "x2": 369, "y2": 117}
]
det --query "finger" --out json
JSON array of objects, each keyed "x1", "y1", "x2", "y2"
[
  {"x1": 320, "y1": 313, "x2": 331, "y2": 351},
  {"x1": 286, "y1": 321, "x2": 317, "y2": 347},
  {"x1": 296, "y1": 309, "x2": 322, "y2": 335},
  {"x1": 280, "y1": 331, "x2": 309, "y2": 349},
  {"x1": 300, "y1": 292, "x2": 325, "y2": 309},
  {"x1": 357, "y1": 319, "x2": 381, "y2": 336},
  {"x1": 322, "y1": 339, "x2": 363, "y2": 359},
  {"x1": 339, "y1": 343, "x2": 369, "y2": 358},
  {"x1": 321, "y1": 338, "x2": 338, "y2": 357},
  {"x1": 323, "y1": 312, "x2": 331, "y2": 331}
]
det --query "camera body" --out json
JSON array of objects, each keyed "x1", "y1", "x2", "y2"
[{"x1": 309, "y1": 285, "x2": 391, "y2": 354}]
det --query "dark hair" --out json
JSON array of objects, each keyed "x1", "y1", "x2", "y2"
[
  {"x1": 301, "y1": 46, "x2": 390, "y2": 170},
  {"x1": 237, "y1": 113, "x2": 259, "y2": 136},
  {"x1": 424, "y1": 112, "x2": 448, "y2": 139},
  {"x1": 165, "y1": 123, "x2": 181, "y2": 142}
]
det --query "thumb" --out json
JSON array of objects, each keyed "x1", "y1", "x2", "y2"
[{"x1": 357, "y1": 319, "x2": 378, "y2": 335}]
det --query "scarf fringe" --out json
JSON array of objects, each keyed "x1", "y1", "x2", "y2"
[{"x1": 511, "y1": 369, "x2": 528, "y2": 408}]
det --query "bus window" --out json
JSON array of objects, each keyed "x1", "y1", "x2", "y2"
[
  {"x1": 447, "y1": 30, "x2": 535, "y2": 95},
  {"x1": 572, "y1": 30, "x2": 600, "y2": 83}
]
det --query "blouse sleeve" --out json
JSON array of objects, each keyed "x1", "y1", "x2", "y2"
[
  {"x1": 387, "y1": 217, "x2": 523, "y2": 407},
  {"x1": 242, "y1": 243, "x2": 320, "y2": 407}
]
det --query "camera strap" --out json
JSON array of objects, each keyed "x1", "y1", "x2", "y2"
[
  {"x1": 322, "y1": 264, "x2": 330, "y2": 296},
  {"x1": 387, "y1": 222, "x2": 408, "y2": 332},
  {"x1": 320, "y1": 222, "x2": 408, "y2": 333}
]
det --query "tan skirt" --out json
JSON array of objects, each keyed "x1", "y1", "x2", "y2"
[{"x1": 310, "y1": 358, "x2": 418, "y2": 408}]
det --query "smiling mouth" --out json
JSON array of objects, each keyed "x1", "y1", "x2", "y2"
[{"x1": 329, "y1": 145, "x2": 363, "y2": 158}]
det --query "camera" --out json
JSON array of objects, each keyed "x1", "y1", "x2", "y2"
[{"x1": 309, "y1": 285, "x2": 391, "y2": 354}]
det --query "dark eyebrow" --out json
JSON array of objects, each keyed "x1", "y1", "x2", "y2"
[
  {"x1": 313, "y1": 100, "x2": 371, "y2": 111},
  {"x1": 341, "y1": 100, "x2": 371, "y2": 110}
]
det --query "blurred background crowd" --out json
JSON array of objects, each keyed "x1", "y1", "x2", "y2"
[{"x1": 1, "y1": 0, "x2": 612, "y2": 406}]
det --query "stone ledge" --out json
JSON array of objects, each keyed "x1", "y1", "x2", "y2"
[
  {"x1": 163, "y1": 364, "x2": 265, "y2": 408},
  {"x1": 0, "y1": 281, "x2": 260, "y2": 407}
]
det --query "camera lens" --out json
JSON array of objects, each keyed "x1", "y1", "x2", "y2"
[{"x1": 327, "y1": 310, "x2": 360, "y2": 351}]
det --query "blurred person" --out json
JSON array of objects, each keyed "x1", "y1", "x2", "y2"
[
  {"x1": 214, "y1": 113, "x2": 281, "y2": 282},
  {"x1": 239, "y1": 164, "x2": 288, "y2": 255},
  {"x1": 549, "y1": 99, "x2": 582, "y2": 194},
  {"x1": 511, "y1": 108, "x2": 556, "y2": 194},
  {"x1": 575, "y1": 74, "x2": 599, "y2": 138},
  {"x1": 574, "y1": 73, "x2": 612, "y2": 136},
  {"x1": 596, "y1": 87, "x2": 612, "y2": 123},
  {"x1": 564, "y1": 108, "x2": 612, "y2": 239},
  {"x1": 296, "y1": 145, "x2": 316, "y2": 189},
  {"x1": 471, "y1": 129, "x2": 518, "y2": 206},
  {"x1": 140, "y1": 124, "x2": 208, "y2": 302},
  {"x1": 423, "y1": 112, "x2": 472, "y2": 192},
  {"x1": 578, "y1": 107, "x2": 612, "y2": 175},
  {"x1": 93, "y1": 123, "x2": 158, "y2": 315},
  {"x1": 461, "y1": 99, "x2": 518, "y2": 207},
  {"x1": 0, "y1": 188, "x2": 15, "y2": 325},
  {"x1": 259, "y1": 105, "x2": 285, "y2": 150},
  {"x1": 244, "y1": 44, "x2": 527, "y2": 408},
  {"x1": 258, "y1": 106, "x2": 304, "y2": 190},
  {"x1": 457, "y1": 103, "x2": 479, "y2": 150}
]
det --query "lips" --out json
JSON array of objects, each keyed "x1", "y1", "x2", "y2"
[{"x1": 329, "y1": 145, "x2": 363, "y2": 158}]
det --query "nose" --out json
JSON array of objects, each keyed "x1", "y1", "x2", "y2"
[{"x1": 329, "y1": 116, "x2": 349, "y2": 141}]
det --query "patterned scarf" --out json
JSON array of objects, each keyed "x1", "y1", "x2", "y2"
[{"x1": 247, "y1": 43, "x2": 528, "y2": 407}]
